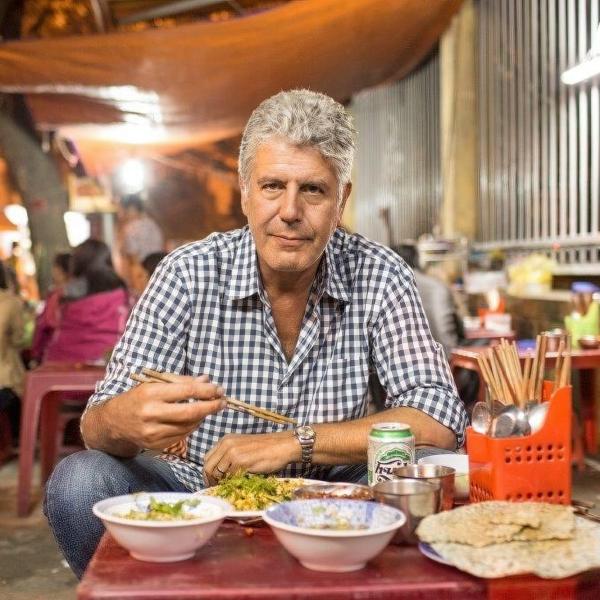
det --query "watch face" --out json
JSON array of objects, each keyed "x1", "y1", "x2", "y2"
[{"x1": 296, "y1": 425, "x2": 315, "y2": 442}]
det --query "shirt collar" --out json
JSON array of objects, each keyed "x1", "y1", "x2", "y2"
[
  {"x1": 226, "y1": 226, "x2": 351, "y2": 304},
  {"x1": 322, "y1": 229, "x2": 351, "y2": 304},
  {"x1": 227, "y1": 226, "x2": 260, "y2": 301}
]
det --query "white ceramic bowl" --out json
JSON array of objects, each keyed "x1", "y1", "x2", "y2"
[
  {"x1": 418, "y1": 454, "x2": 470, "y2": 501},
  {"x1": 93, "y1": 492, "x2": 231, "y2": 562},
  {"x1": 263, "y1": 499, "x2": 405, "y2": 572}
]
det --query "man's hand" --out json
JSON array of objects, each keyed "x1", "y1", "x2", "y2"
[
  {"x1": 81, "y1": 374, "x2": 226, "y2": 455},
  {"x1": 203, "y1": 432, "x2": 300, "y2": 486}
]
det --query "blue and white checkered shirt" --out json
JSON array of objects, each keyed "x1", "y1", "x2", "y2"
[{"x1": 88, "y1": 226, "x2": 467, "y2": 491}]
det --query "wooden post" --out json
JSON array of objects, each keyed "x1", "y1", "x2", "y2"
[{"x1": 439, "y1": 0, "x2": 478, "y2": 240}]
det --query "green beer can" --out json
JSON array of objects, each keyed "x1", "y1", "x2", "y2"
[{"x1": 368, "y1": 422, "x2": 415, "y2": 486}]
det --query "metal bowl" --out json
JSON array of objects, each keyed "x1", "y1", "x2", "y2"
[
  {"x1": 292, "y1": 483, "x2": 374, "y2": 501},
  {"x1": 372, "y1": 479, "x2": 441, "y2": 545},
  {"x1": 391, "y1": 464, "x2": 455, "y2": 511},
  {"x1": 579, "y1": 335, "x2": 600, "y2": 350}
]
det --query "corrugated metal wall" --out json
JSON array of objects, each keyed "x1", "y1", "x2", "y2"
[
  {"x1": 350, "y1": 55, "x2": 441, "y2": 245},
  {"x1": 476, "y1": 0, "x2": 600, "y2": 274}
]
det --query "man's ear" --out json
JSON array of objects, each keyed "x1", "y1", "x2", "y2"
[
  {"x1": 240, "y1": 177, "x2": 249, "y2": 217},
  {"x1": 336, "y1": 182, "x2": 352, "y2": 225}
]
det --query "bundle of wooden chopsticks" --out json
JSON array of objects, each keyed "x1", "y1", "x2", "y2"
[
  {"x1": 131, "y1": 368, "x2": 297, "y2": 426},
  {"x1": 476, "y1": 333, "x2": 571, "y2": 408}
]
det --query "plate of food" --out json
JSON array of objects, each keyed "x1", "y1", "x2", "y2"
[
  {"x1": 418, "y1": 542, "x2": 452, "y2": 566},
  {"x1": 194, "y1": 472, "x2": 324, "y2": 520},
  {"x1": 415, "y1": 500, "x2": 600, "y2": 579}
]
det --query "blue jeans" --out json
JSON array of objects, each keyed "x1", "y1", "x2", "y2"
[{"x1": 44, "y1": 450, "x2": 188, "y2": 579}]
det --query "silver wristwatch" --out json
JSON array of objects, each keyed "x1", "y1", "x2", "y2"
[{"x1": 294, "y1": 425, "x2": 316, "y2": 467}]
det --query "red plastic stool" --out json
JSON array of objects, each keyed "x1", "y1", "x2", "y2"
[{"x1": 18, "y1": 364, "x2": 104, "y2": 516}]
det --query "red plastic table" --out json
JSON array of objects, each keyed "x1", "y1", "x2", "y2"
[
  {"x1": 77, "y1": 525, "x2": 600, "y2": 599},
  {"x1": 464, "y1": 329, "x2": 516, "y2": 342},
  {"x1": 450, "y1": 347, "x2": 600, "y2": 454},
  {"x1": 17, "y1": 362, "x2": 105, "y2": 516}
]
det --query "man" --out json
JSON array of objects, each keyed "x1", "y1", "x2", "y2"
[
  {"x1": 45, "y1": 90, "x2": 467, "y2": 578},
  {"x1": 393, "y1": 243, "x2": 463, "y2": 358}
]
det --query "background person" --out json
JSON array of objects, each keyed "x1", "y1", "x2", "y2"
[
  {"x1": 0, "y1": 262, "x2": 25, "y2": 444},
  {"x1": 129, "y1": 251, "x2": 167, "y2": 298},
  {"x1": 115, "y1": 193, "x2": 164, "y2": 289},
  {"x1": 31, "y1": 252, "x2": 71, "y2": 364},
  {"x1": 393, "y1": 243, "x2": 463, "y2": 358},
  {"x1": 43, "y1": 240, "x2": 129, "y2": 363}
]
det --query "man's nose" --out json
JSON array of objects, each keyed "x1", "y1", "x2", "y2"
[{"x1": 278, "y1": 187, "x2": 302, "y2": 222}]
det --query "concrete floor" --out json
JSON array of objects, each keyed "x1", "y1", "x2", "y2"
[
  {"x1": 1, "y1": 455, "x2": 600, "y2": 600},
  {"x1": 0, "y1": 459, "x2": 77, "y2": 600}
]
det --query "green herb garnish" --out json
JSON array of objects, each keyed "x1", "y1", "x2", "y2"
[
  {"x1": 206, "y1": 472, "x2": 302, "y2": 511},
  {"x1": 122, "y1": 497, "x2": 201, "y2": 521}
]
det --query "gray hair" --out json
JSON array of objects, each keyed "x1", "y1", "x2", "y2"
[{"x1": 239, "y1": 89, "x2": 356, "y2": 197}]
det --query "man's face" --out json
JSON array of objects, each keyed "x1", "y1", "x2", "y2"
[{"x1": 241, "y1": 137, "x2": 350, "y2": 281}]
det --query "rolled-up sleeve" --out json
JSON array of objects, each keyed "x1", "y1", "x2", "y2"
[
  {"x1": 371, "y1": 269, "x2": 468, "y2": 447},
  {"x1": 85, "y1": 257, "x2": 191, "y2": 411}
]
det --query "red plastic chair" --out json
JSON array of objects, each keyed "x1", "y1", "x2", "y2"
[{"x1": 17, "y1": 363, "x2": 104, "y2": 516}]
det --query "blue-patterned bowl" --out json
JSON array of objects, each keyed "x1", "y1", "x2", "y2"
[{"x1": 263, "y1": 499, "x2": 405, "y2": 572}]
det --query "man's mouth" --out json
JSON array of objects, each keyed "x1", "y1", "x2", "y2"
[{"x1": 271, "y1": 234, "x2": 309, "y2": 247}]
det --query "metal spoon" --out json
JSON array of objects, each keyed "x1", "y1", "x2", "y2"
[
  {"x1": 490, "y1": 411, "x2": 517, "y2": 437},
  {"x1": 491, "y1": 403, "x2": 532, "y2": 437},
  {"x1": 527, "y1": 402, "x2": 550, "y2": 434},
  {"x1": 472, "y1": 402, "x2": 492, "y2": 434},
  {"x1": 513, "y1": 408, "x2": 531, "y2": 436}
]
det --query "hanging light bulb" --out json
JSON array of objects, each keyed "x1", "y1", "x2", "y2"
[{"x1": 117, "y1": 159, "x2": 146, "y2": 194}]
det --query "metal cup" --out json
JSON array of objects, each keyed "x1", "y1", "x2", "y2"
[
  {"x1": 372, "y1": 479, "x2": 441, "y2": 545},
  {"x1": 391, "y1": 464, "x2": 455, "y2": 511},
  {"x1": 543, "y1": 328, "x2": 568, "y2": 352}
]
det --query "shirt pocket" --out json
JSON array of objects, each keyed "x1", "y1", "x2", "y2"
[{"x1": 314, "y1": 355, "x2": 370, "y2": 422}]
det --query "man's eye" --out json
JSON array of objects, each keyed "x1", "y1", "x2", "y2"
[
  {"x1": 304, "y1": 185, "x2": 323, "y2": 194},
  {"x1": 262, "y1": 182, "x2": 282, "y2": 191}
]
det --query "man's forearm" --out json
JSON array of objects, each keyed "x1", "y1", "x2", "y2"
[
  {"x1": 311, "y1": 407, "x2": 456, "y2": 465},
  {"x1": 81, "y1": 402, "x2": 140, "y2": 458}
]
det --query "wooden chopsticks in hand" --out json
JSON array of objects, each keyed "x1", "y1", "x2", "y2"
[{"x1": 131, "y1": 368, "x2": 297, "y2": 426}]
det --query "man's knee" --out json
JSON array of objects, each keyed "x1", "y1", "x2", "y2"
[{"x1": 45, "y1": 450, "x2": 125, "y2": 513}]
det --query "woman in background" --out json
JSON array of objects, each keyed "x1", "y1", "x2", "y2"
[
  {"x1": 0, "y1": 262, "x2": 25, "y2": 443},
  {"x1": 30, "y1": 252, "x2": 71, "y2": 364},
  {"x1": 44, "y1": 240, "x2": 129, "y2": 363}
]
